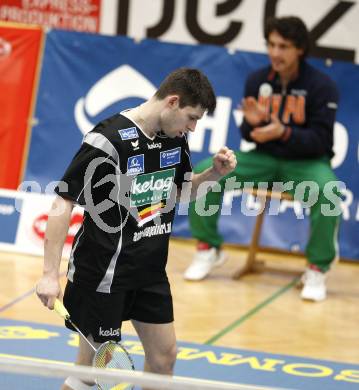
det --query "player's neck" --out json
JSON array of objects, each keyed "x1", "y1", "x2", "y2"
[{"x1": 126, "y1": 100, "x2": 161, "y2": 138}]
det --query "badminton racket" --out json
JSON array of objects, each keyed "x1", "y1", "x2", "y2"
[{"x1": 54, "y1": 299, "x2": 135, "y2": 390}]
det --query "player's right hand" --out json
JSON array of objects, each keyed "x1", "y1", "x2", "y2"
[{"x1": 36, "y1": 275, "x2": 62, "y2": 310}]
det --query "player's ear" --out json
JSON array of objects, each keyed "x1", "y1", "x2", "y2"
[{"x1": 166, "y1": 95, "x2": 180, "y2": 109}]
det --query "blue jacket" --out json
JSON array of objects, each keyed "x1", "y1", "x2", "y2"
[{"x1": 240, "y1": 61, "x2": 339, "y2": 159}]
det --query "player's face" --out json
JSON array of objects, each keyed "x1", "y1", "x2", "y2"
[
  {"x1": 267, "y1": 31, "x2": 303, "y2": 76},
  {"x1": 160, "y1": 98, "x2": 205, "y2": 138}
]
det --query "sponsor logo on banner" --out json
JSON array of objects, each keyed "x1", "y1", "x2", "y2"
[
  {"x1": 112, "y1": 1, "x2": 358, "y2": 63},
  {"x1": 0, "y1": 1, "x2": 101, "y2": 33},
  {"x1": 32, "y1": 212, "x2": 83, "y2": 245},
  {"x1": 127, "y1": 154, "x2": 144, "y2": 176},
  {"x1": 119, "y1": 127, "x2": 138, "y2": 140},
  {"x1": 147, "y1": 142, "x2": 162, "y2": 150},
  {"x1": 160, "y1": 147, "x2": 181, "y2": 168},
  {"x1": 0, "y1": 197, "x2": 20, "y2": 244},
  {"x1": 10, "y1": 193, "x2": 83, "y2": 257},
  {"x1": 74, "y1": 65, "x2": 156, "y2": 135},
  {"x1": 0, "y1": 326, "x2": 58, "y2": 339},
  {"x1": 130, "y1": 168, "x2": 175, "y2": 207}
]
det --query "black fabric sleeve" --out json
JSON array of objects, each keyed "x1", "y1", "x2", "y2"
[
  {"x1": 54, "y1": 143, "x2": 116, "y2": 206},
  {"x1": 177, "y1": 135, "x2": 193, "y2": 188}
]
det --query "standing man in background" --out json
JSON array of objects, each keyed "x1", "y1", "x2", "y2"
[{"x1": 184, "y1": 16, "x2": 341, "y2": 302}]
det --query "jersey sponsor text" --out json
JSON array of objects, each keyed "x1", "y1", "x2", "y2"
[{"x1": 133, "y1": 222, "x2": 172, "y2": 242}]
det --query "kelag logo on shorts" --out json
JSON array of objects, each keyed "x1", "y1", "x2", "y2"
[
  {"x1": 99, "y1": 326, "x2": 120, "y2": 337},
  {"x1": 130, "y1": 168, "x2": 175, "y2": 207}
]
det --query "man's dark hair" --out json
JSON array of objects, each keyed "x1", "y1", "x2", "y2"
[
  {"x1": 155, "y1": 68, "x2": 216, "y2": 114},
  {"x1": 264, "y1": 16, "x2": 310, "y2": 57}
]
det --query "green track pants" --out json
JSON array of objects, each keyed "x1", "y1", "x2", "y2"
[{"x1": 189, "y1": 150, "x2": 341, "y2": 272}]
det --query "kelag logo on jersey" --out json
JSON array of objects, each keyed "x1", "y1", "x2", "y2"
[
  {"x1": 160, "y1": 147, "x2": 181, "y2": 168},
  {"x1": 127, "y1": 154, "x2": 144, "y2": 176},
  {"x1": 130, "y1": 168, "x2": 175, "y2": 207},
  {"x1": 119, "y1": 127, "x2": 138, "y2": 140}
]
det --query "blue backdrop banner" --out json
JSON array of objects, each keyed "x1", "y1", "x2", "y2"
[{"x1": 24, "y1": 30, "x2": 359, "y2": 260}]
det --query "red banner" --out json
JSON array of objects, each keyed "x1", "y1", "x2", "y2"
[
  {"x1": 0, "y1": 0, "x2": 101, "y2": 33},
  {"x1": 0, "y1": 23, "x2": 43, "y2": 189}
]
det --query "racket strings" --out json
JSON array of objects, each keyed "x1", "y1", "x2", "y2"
[{"x1": 94, "y1": 342, "x2": 135, "y2": 390}]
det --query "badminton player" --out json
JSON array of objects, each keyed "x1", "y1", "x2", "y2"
[{"x1": 36, "y1": 68, "x2": 236, "y2": 390}]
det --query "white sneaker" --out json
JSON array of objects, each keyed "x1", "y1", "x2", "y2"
[
  {"x1": 184, "y1": 248, "x2": 227, "y2": 281},
  {"x1": 300, "y1": 267, "x2": 327, "y2": 302}
]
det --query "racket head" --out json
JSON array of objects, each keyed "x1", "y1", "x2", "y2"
[{"x1": 93, "y1": 340, "x2": 135, "y2": 390}]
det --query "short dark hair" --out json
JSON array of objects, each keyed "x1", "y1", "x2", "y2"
[
  {"x1": 155, "y1": 68, "x2": 216, "y2": 114},
  {"x1": 264, "y1": 16, "x2": 310, "y2": 57}
]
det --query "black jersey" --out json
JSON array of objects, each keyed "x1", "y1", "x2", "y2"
[{"x1": 55, "y1": 113, "x2": 192, "y2": 293}]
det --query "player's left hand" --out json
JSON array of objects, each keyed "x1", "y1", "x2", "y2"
[
  {"x1": 250, "y1": 113, "x2": 285, "y2": 143},
  {"x1": 213, "y1": 146, "x2": 237, "y2": 176}
]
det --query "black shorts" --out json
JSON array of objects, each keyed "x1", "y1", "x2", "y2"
[{"x1": 63, "y1": 280, "x2": 174, "y2": 343}]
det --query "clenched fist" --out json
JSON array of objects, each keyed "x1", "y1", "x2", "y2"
[{"x1": 212, "y1": 146, "x2": 237, "y2": 176}]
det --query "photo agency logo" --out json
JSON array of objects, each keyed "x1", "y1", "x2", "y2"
[{"x1": 189, "y1": 179, "x2": 345, "y2": 219}]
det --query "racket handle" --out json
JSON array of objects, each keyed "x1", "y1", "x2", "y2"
[{"x1": 54, "y1": 299, "x2": 70, "y2": 320}]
